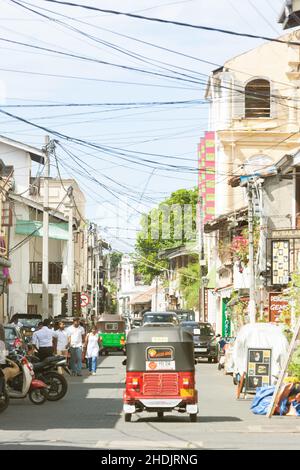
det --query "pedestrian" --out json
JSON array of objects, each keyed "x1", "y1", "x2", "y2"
[
  {"x1": 53, "y1": 321, "x2": 68, "y2": 356},
  {"x1": 9, "y1": 316, "x2": 23, "y2": 329},
  {"x1": 67, "y1": 318, "x2": 85, "y2": 377},
  {"x1": 32, "y1": 318, "x2": 57, "y2": 360},
  {"x1": 85, "y1": 325, "x2": 100, "y2": 376}
]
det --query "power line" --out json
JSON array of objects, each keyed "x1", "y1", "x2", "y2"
[{"x1": 39, "y1": 0, "x2": 300, "y2": 46}]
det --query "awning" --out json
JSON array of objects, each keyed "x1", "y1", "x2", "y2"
[
  {"x1": 130, "y1": 287, "x2": 157, "y2": 305},
  {"x1": 15, "y1": 220, "x2": 69, "y2": 241}
]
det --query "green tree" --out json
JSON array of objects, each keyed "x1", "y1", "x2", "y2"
[
  {"x1": 110, "y1": 251, "x2": 123, "y2": 272},
  {"x1": 135, "y1": 188, "x2": 198, "y2": 283}
]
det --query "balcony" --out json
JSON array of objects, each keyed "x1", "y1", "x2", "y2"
[{"x1": 29, "y1": 262, "x2": 63, "y2": 284}]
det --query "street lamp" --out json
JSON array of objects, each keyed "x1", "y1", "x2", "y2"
[{"x1": 201, "y1": 276, "x2": 209, "y2": 322}]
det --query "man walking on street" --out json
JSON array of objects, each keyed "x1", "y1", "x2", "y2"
[
  {"x1": 67, "y1": 318, "x2": 85, "y2": 376},
  {"x1": 32, "y1": 319, "x2": 57, "y2": 360},
  {"x1": 54, "y1": 321, "x2": 68, "y2": 356}
]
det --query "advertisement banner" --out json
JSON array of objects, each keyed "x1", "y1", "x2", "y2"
[{"x1": 269, "y1": 292, "x2": 289, "y2": 323}]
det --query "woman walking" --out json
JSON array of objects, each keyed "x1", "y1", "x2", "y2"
[{"x1": 85, "y1": 326, "x2": 100, "y2": 376}]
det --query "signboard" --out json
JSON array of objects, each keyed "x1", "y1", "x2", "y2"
[
  {"x1": 146, "y1": 346, "x2": 175, "y2": 371},
  {"x1": 271, "y1": 229, "x2": 300, "y2": 239},
  {"x1": 271, "y1": 240, "x2": 289, "y2": 285},
  {"x1": 246, "y1": 348, "x2": 272, "y2": 393},
  {"x1": 61, "y1": 292, "x2": 81, "y2": 316},
  {"x1": 222, "y1": 298, "x2": 231, "y2": 337},
  {"x1": 269, "y1": 292, "x2": 289, "y2": 323},
  {"x1": 80, "y1": 292, "x2": 90, "y2": 308}
]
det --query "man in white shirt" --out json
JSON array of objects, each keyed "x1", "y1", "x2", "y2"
[
  {"x1": 67, "y1": 318, "x2": 85, "y2": 376},
  {"x1": 53, "y1": 321, "x2": 68, "y2": 355},
  {"x1": 32, "y1": 319, "x2": 57, "y2": 360}
]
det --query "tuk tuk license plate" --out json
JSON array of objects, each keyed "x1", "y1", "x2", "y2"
[
  {"x1": 146, "y1": 360, "x2": 175, "y2": 371},
  {"x1": 195, "y1": 348, "x2": 207, "y2": 352}
]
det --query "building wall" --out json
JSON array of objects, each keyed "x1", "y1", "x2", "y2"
[
  {"x1": 0, "y1": 143, "x2": 31, "y2": 194},
  {"x1": 207, "y1": 32, "x2": 300, "y2": 218},
  {"x1": 198, "y1": 131, "x2": 216, "y2": 223},
  {"x1": 9, "y1": 202, "x2": 30, "y2": 314},
  {"x1": 263, "y1": 176, "x2": 294, "y2": 230}
]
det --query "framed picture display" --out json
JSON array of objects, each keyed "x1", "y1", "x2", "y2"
[{"x1": 246, "y1": 348, "x2": 272, "y2": 393}]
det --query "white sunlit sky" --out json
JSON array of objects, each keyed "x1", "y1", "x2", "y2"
[{"x1": 0, "y1": 0, "x2": 285, "y2": 251}]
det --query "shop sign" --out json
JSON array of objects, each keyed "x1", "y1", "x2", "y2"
[
  {"x1": 246, "y1": 348, "x2": 272, "y2": 393},
  {"x1": 271, "y1": 229, "x2": 300, "y2": 239},
  {"x1": 271, "y1": 240, "x2": 289, "y2": 285},
  {"x1": 269, "y1": 292, "x2": 289, "y2": 323}
]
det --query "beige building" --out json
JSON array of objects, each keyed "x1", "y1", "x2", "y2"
[
  {"x1": 204, "y1": 30, "x2": 300, "y2": 334},
  {"x1": 205, "y1": 30, "x2": 300, "y2": 219}
]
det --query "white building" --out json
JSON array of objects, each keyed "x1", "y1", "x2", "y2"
[
  {"x1": 117, "y1": 254, "x2": 151, "y2": 317},
  {"x1": 0, "y1": 135, "x2": 87, "y2": 319}
]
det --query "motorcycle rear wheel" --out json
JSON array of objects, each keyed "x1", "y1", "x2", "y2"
[
  {"x1": 28, "y1": 389, "x2": 47, "y2": 405},
  {"x1": 41, "y1": 371, "x2": 68, "y2": 401},
  {"x1": 0, "y1": 391, "x2": 9, "y2": 413}
]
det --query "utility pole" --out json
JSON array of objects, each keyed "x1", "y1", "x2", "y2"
[
  {"x1": 247, "y1": 181, "x2": 256, "y2": 324},
  {"x1": 42, "y1": 135, "x2": 50, "y2": 319},
  {"x1": 198, "y1": 195, "x2": 205, "y2": 322},
  {"x1": 67, "y1": 187, "x2": 74, "y2": 317},
  {"x1": 154, "y1": 276, "x2": 158, "y2": 311}
]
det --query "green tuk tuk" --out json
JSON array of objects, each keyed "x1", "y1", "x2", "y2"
[{"x1": 98, "y1": 315, "x2": 126, "y2": 356}]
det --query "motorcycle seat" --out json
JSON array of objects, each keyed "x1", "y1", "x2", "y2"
[{"x1": 32, "y1": 355, "x2": 66, "y2": 370}]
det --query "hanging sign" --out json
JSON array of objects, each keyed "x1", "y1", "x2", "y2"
[{"x1": 271, "y1": 240, "x2": 289, "y2": 285}]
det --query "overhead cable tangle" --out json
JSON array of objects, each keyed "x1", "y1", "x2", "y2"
[
  {"x1": 40, "y1": 0, "x2": 300, "y2": 46},
  {"x1": 14, "y1": 0, "x2": 300, "y2": 94}
]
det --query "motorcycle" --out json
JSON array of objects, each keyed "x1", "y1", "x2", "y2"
[
  {"x1": 4, "y1": 352, "x2": 48, "y2": 405},
  {"x1": 29, "y1": 354, "x2": 70, "y2": 402},
  {"x1": 0, "y1": 372, "x2": 9, "y2": 413}
]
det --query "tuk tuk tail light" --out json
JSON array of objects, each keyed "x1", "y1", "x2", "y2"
[
  {"x1": 120, "y1": 338, "x2": 125, "y2": 345},
  {"x1": 182, "y1": 378, "x2": 190, "y2": 388},
  {"x1": 131, "y1": 377, "x2": 139, "y2": 389}
]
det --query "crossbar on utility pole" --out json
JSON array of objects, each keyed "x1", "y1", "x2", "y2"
[{"x1": 42, "y1": 135, "x2": 50, "y2": 320}]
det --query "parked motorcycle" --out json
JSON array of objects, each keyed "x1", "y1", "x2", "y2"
[
  {"x1": 0, "y1": 373, "x2": 9, "y2": 413},
  {"x1": 5, "y1": 352, "x2": 48, "y2": 405},
  {"x1": 29, "y1": 355, "x2": 70, "y2": 402}
]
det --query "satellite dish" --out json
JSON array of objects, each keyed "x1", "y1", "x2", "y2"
[{"x1": 244, "y1": 155, "x2": 276, "y2": 175}]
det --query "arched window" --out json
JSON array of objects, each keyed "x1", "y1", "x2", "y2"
[{"x1": 245, "y1": 79, "x2": 270, "y2": 118}]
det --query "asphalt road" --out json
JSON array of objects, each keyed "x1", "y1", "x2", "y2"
[{"x1": 0, "y1": 354, "x2": 299, "y2": 450}]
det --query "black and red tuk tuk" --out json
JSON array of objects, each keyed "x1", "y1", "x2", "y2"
[{"x1": 123, "y1": 326, "x2": 198, "y2": 422}]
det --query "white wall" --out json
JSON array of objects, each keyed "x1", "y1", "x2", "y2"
[
  {"x1": 9, "y1": 202, "x2": 30, "y2": 314},
  {"x1": 0, "y1": 143, "x2": 31, "y2": 194}
]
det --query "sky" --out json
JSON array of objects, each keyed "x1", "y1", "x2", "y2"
[{"x1": 0, "y1": 0, "x2": 285, "y2": 252}]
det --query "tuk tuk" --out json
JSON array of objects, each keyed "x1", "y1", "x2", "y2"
[
  {"x1": 123, "y1": 326, "x2": 198, "y2": 422},
  {"x1": 97, "y1": 315, "x2": 126, "y2": 356}
]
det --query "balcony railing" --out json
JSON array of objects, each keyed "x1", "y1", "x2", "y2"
[{"x1": 29, "y1": 262, "x2": 63, "y2": 284}]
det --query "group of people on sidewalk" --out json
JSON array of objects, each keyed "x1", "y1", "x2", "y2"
[{"x1": 28, "y1": 317, "x2": 102, "y2": 376}]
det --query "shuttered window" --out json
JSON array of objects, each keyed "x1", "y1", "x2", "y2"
[{"x1": 245, "y1": 79, "x2": 271, "y2": 118}]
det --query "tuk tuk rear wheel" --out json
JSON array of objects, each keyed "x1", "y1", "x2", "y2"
[
  {"x1": 157, "y1": 411, "x2": 164, "y2": 419},
  {"x1": 189, "y1": 413, "x2": 197, "y2": 423},
  {"x1": 124, "y1": 413, "x2": 132, "y2": 422}
]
